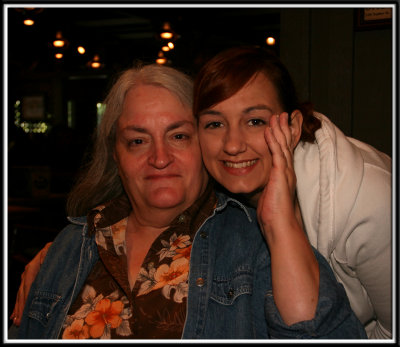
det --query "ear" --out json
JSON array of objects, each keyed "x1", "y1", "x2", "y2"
[{"x1": 289, "y1": 110, "x2": 303, "y2": 150}]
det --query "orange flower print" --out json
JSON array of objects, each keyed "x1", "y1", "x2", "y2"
[
  {"x1": 169, "y1": 233, "x2": 190, "y2": 251},
  {"x1": 62, "y1": 319, "x2": 90, "y2": 339},
  {"x1": 85, "y1": 298, "x2": 124, "y2": 338},
  {"x1": 153, "y1": 257, "x2": 189, "y2": 290},
  {"x1": 158, "y1": 233, "x2": 191, "y2": 260},
  {"x1": 173, "y1": 244, "x2": 192, "y2": 260}
]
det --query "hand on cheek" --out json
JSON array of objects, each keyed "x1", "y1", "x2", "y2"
[{"x1": 258, "y1": 113, "x2": 297, "y2": 236}]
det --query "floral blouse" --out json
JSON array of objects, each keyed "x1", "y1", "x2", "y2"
[{"x1": 60, "y1": 184, "x2": 216, "y2": 339}]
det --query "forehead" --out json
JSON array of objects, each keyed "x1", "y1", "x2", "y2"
[
  {"x1": 207, "y1": 73, "x2": 281, "y2": 113},
  {"x1": 118, "y1": 85, "x2": 194, "y2": 128},
  {"x1": 237, "y1": 73, "x2": 278, "y2": 99}
]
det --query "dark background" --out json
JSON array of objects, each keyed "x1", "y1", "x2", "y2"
[{"x1": 6, "y1": 4, "x2": 394, "y2": 326}]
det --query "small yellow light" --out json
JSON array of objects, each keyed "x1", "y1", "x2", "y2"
[
  {"x1": 161, "y1": 46, "x2": 170, "y2": 52},
  {"x1": 167, "y1": 42, "x2": 174, "y2": 49},
  {"x1": 160, "y1": 22, "x2": 174, "y2": 39},
  {"x1": 156, "y1": 58, "x2": 167, "y2": 65},
  {"x1": 266, "y1": 37, "x2": 276, "y2": 46},
  {"x1": 55, "y1": 53, "x2": 63, "y2": 59},
  {"x1": 24, "y1": 19, "x2": 34, "y2": 26},
  {"x1": 53, "y1": 40, "x2": 64, "y2": 47},
  {"x1": 160, "y1": 32, "x2": 173, "y2": 39},
  {"x1": 53, "y1": 31, "x2": 65, "y2": 47},
  {"x1": 77, "y1": 46, "x2": 85, "y2": 54},
  {"x1": 90, "y1": 54, "x2": 101, "y2": 68}
]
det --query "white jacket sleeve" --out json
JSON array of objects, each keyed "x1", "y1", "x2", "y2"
[
  {"x1": 295, "y1": 112, "x2": 392, "y2": 339},
  {"x1": 334, "y1": 155, "x2": 392, "y2": 339}
]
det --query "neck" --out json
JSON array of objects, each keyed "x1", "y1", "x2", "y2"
[
  {"x1": 128, "y1": 204, "x2": 186, "y2": 231},
  {"x1": 238, "y1": 189, "x2": 263, "y2": 208},
  {"x1": 126, "y1": 210, "x2": 169, "y2": 238}
]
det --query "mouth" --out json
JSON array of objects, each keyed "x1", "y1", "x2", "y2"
[
  {"x1": 223, "y1": 159, "x2": 258, "y2": 169},
  {"x1": 145, "y1": 174, "x2": 180, "y2": 180}
]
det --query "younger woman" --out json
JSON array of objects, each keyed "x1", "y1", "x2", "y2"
[{"x1": 193, "y1": 46, "x2": 392, "y2": 339}]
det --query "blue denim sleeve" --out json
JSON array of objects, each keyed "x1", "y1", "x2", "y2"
[{"x1": 264, "y1": 248, "x2": 367, "y2": 339}]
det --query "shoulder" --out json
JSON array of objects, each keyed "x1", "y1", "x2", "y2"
[{"x1": 46, "y1": 216, "x2": 93, "y2": 257}]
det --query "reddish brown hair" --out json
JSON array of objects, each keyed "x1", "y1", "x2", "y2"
[{"x1": 193, "y1": 46, "x2": 320, "y2": 143}]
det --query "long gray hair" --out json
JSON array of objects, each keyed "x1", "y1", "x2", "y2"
[{"x1": 66, "y1": 64, "x2": 194, "y2": 216}]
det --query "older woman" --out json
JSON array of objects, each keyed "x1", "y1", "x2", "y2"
[
  {"x1": 193, "y1": 46, "x2": 392, "y2": 339},
  {"x1": 9, "y1": 63, "x2": 366, "y2": 339}
]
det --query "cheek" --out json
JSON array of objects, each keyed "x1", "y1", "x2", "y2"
[
  {"x1": 199, "y1": 145, "x2": 219, "y2": 175},
  {"x1": 253, "y1": 136, "x2": 271, "y2": 156},
  {"x1": 199, "y1": 135, "x2": 220, "y2": 160},
  {"x1": 185, "y1": 149, "x2": 204, "y2": 175},
  {"x1": 115, "y1": 153, "x2": 142, "y2": 180}
]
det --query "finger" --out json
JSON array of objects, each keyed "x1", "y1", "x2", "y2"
[
  {"x1": 279, "y1": 112, "x2": 293, "y2": 149},
  {"x1": 10, "y1": 308, "x2": 16, "y2": 322},
  {"x1": 269, "y1": 114, "x2": 293, "y2": 169},
  {"x1": 277, "y1": 113, "x2": 295, "y2": 170},
  {"x1": 264, "y1": 125, "x2": 287, "y2": 170},
  {"x1": 12, "y1": 287, "x2": 23, "y2": 326}
]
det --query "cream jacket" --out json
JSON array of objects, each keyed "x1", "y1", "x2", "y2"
[{"x1": 294, "y1": 112, "x2": 392, "y2": 339}]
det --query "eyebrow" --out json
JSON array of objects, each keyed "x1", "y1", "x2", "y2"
[
  {"x1": 121, "y1": 120, "x2": 195, "y2": 134},
  {"x1": 243, "y1": 104, "x2": 274, "y2": 114},
  {"x1": 199, "y1": 104, "x2": 274, "y2": 117}
]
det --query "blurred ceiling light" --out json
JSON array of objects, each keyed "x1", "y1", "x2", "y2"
[
  {"x1": 23, "y1": 18, "x2": 34, "y2": 26},
  {"x1": 53, "y1": 31, "x2": 65, "y2": 48},
  {"x1": 156, "y1": 51, "x2": 167, "y2": 65},
  {"x1": 77, "y1": 46, "x2": 86, "y2": 54},
  {"x1": 167, "y1": 42, "x2": 174, "y2": 49},
  {"x1": 156, "y1": 58, "x2": 167, "y2": 65},
  {"x1": 55, "y1": 53, "x2": 63, "y2": 59},
  {"x1": 266, "y1": 37, "x2": 276, "y2": 46},
  {"x1": 161, "y1": 46, "x2": 170, "y2": 52},
  {"x1": 16, "y1": 8, "x2": 43, "y2": 25},
  {"x1": 160, "y1": 22, "x2": 174, "y2": 39},
  {"x1": 91, "y1": 54, "x2": 101, "y2": 68}
]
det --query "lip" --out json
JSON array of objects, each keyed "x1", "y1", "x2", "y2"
[
  {"x1": 221, "y1": 159, "x2": 259, "y2": 176},
  {"x1": 145, "y1": 174, "x2": 181, "y2": 180}
]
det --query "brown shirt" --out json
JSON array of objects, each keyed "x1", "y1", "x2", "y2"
[{"x1": 60, "y1": 183, "x2": 216, "y2": 339}]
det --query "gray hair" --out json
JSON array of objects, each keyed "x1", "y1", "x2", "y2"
[{"x1": 66, "y1": 63, "x2": 194, "y2": 216}]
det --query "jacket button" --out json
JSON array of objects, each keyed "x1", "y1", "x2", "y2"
[
  {"x1": 178, "y1": 214, "x2": 186, "y2": 223},
  {"x1": 200, "y1": 232, "x2": 207, "y2": 239},
  {"x1": 196, "y1": 277, "x2": 205, "y2": 287}
]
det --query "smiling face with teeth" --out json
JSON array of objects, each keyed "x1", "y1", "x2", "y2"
[{"x1": 198, "y1": 73, "x2": 284, "y2": 204}]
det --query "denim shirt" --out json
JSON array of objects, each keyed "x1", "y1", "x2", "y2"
[{"x1": 11, "y1": 192, "x2": 366, "y2": 339}]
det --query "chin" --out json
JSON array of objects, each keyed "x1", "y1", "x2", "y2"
[
  {"x1": 221, "y1": 183, "x2": 263, "y2": 201},
  {"x1": 220, "y1": 182, "x2": 257, "y2": 195},
  {"x1": 147, "y1": 190, "x2": 185, "y2": 209}
]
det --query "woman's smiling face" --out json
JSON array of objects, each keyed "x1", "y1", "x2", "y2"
[{"x1": 198, "y1": 73, "x2": 283, "y2": 202}]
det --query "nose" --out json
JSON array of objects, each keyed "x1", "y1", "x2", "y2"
[
  {"x1": 223, "y1": 126, "x2": 246, "y2": 155},
  {"x1": 148, "y1": 141, "x2": 173, "y2": 169}
]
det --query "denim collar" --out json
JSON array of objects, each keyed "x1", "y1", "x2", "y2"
[{"x1": 215, "y1": 191, "x2": 254, "y2": 223}]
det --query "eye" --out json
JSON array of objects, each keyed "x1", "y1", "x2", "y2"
[
  {"x1": 128, "y1": 138, "x2": 144, "y2": 146},
  {"x1": 247, "y1": 118, "x2": 266, "y2": 127},
  {"x1": 204, "y1": 121, "x2": 223, "y2": 129},
  {"x1": 173, "y1": 133, "x2": 189, "y2": 140}
]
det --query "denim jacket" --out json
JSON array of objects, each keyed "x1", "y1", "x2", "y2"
[{"x1": 11, "y1": 193, "x2": 366, "y2": 339}]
